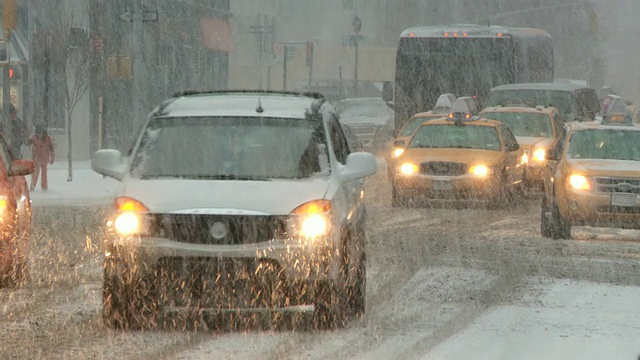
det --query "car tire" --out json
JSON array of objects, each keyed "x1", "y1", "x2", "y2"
[
  {"x1": 541, "y1": 198, "x2": 571, "y2": 240},
  {"x1": 346, "y1": 228, "x2": 366, "y2": 317},
  {"x1": 391, "y1": 184, "x2": 406, "y2": 207},
  {"x1": 549, "y1": 202, "x2": 571, "y2": 239},
  {"x1": 313, "y1": 279, "x2": 348, "y2": 330},
  {"x1": 103, "y1": 257, "x2": 157, "y2": 330}
]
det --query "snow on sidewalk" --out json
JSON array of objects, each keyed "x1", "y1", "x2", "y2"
[{"x1": 28, "y1": 160, "x2": 119, "y2": 207}]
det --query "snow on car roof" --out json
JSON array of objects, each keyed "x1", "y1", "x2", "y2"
[{"x1": 156, "y1": 92, "x2": 324, "y2": 119}]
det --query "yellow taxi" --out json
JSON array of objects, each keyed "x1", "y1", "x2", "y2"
[
  {"x1": 541, "y1": 112, "x2": 640, "y2": 239},
  {"x1": 390, "y1": 111, "x2": 526, "y2": 207},
  {"x1": 481, "y1": 105, "x2": 565, "y2": 188}
]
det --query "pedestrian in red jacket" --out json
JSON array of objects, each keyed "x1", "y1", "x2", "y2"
[{"x1": 26, "y1": 124, "x2": 55, "y2": 191}]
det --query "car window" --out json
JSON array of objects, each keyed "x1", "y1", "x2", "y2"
[
  {"x1": 409, "y1": 124, "x2": 502, "y2": 151},
  {"x1": 400, "y1": 115, "x2": 439, "y2": 137},
  {"x1": 482, "y1": 112, "x2": 553, "y2": 138},
  {"x1": 566, "y1": 129, "x2": 640, "y2": 161},
  {"x1": 500, "y1": 124, "x2": 519, "y2": 150},
  {"x1": 329, "y1": 115, "x2": 350, "y2": 164},
  {"x1": 130, "y1": 117, "x2": 330, "y2": 180}
]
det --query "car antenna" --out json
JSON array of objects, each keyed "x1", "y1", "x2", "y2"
[{"x1": 256, "y1": 97, "x2": 264, "y2": 114}]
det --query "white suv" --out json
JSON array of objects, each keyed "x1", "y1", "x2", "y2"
[{"x1": 92, "y1": 90, "x2": 377, "y2": 330}]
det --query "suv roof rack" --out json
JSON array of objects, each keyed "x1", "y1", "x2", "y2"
[{"x1": 172, "y1": 89, "x2": 326, "y2": 99}]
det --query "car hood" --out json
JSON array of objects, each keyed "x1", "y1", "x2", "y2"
[
  {"x1": 400, "y1": 148, "x2": 503, "y2": 165},
  {"x1": 118, "y1": 178, "x2": 330, "y2": 215},
  {"x1": 340, "y1": 116, "x2": 392, "y2": 126},
  {"x1": 567, "y1": 159, "x2": 640, "y2": 178},
  {"x1": 517, "y1": 136, "x2": 555, "y2": 150}
]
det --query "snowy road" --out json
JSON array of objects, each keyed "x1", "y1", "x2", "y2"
[{"x1": 1, "y1": 164, "x2": 640, "y2": 359}]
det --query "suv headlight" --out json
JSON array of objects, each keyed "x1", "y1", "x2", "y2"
[
  {"x1": 469, "y1": 165, "x2": 491, "y2": 177},
  {"x1": 288, "y1": 200, "x2": 332, "y2": 242},
  {"x1": 569, "y1": 174, "x2": 590, "y2": 191},
  {"x1": 112, "y1": 197, "x2": 149, "y2": 236}
]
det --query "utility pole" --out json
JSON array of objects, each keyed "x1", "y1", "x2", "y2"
[
  {"x1": 250, "y1": 15, "x2": 274, "y2": 90},
  {"x1": 132, "y1": 0, "x2": 143, "y2": 130}
]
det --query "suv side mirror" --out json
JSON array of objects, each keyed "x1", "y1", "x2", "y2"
[
  {"x1": 9, "y1": 160, "x2": 34, "y2": 177},
  {"x1": 92, "y1": 149, "x2": 127, "y2": 180},
  {"x1": 341, "y1": 152, "x2": 377, "y2": 180},
  {"x1": 393, "y1": 140, "x2": 405, "y2": 148},
  {"x1": 382, "y1": 81, "x2": 393, "y2": 102}
]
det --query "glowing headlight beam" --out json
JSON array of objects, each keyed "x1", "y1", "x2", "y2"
[
  {"x1": 114, "y1": 212, "x2": 141, "y2": 236},
  {"x1": 400, "y1": 163, "x2": 419, "y2": 175},
  {"x1": 300, "y1": 214, "x2": 328, "y2": 239},
  {"x1": 469, "y1": 165, "x2": 490, "y2": 177},
  {"x1": 392, "y1": 148, "x2": 405, "y2": 158},
  {"x1": 569, "y1": 174, "x2": 590, "y2": 190},
  {"x1": 533, "y1": 149, "x2": 546, "y2": 161}
]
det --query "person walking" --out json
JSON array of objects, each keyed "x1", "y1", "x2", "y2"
[
  {"x1": 26, "y1": 124, "x2": 55, "y2": 191},
  {"x1": 8, "y1": 105, "x2": 28, "y2": 160}
]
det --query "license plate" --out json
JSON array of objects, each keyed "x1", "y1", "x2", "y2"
[
  {"x1": 432, "y1": 180, "x2": 452, "y2": 191},
  {"x1": 611, "y1": 193, "x2": 637, "y2": 207}
]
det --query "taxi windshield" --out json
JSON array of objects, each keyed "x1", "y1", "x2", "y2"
[
  {"x1": 567, "y1": 129, "x2": 640, "y2": 161},
  {"x1": 481, "y1": 111, "x2": 553, "y2": 138},
  {"x1": 408, "y1": 124, "x2": 502, "y2": 151},
  {"x1": 400, "y1": 115, "x2": 443, "y2": 137}
]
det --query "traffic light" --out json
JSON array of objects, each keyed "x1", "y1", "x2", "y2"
[
  {"x1": 2, "y1": 0, "x2": 16, "y2": 33},
  {"x1": 0, "y1": 41, "x2": 7, "y2": 64}
]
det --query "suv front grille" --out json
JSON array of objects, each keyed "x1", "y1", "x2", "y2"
[
  {"x1": 148, "y1": 214, "x2": 288, "y2": 245},
  {"x1": 595, "y1": 177, "x2": 640, "y2": 194},
  {"x1": 421, "y1": 162, "x2": 468, "y2": 176}
]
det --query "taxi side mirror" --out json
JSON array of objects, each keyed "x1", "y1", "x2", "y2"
[
  {"x1": 393, "y1": 140, "x2": 405, "y2": 148},
  {"x1": 507, "y1": 143, "x2": 520, "y2": 152}
]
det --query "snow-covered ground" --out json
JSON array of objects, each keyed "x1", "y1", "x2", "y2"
[
  {"x1": 423, "y1": 278, "x2": 640, "y2": 360},
  {"x1": 28, "y1": 161, "x2": 119, "y2": 207}
]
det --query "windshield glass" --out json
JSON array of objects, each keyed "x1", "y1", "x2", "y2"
[
  {"x1": 482, "y1": 111, "x2": 553, "y2": 138},
  {"x1": 567, "y1": 129, "x2": 640, "y2": 161},
  {"x1": 408, "y1": 124, "x2": 502, "y2": 151},
  {"x1": 130, "y1": 117, "x2": 329, "y2": 180},
  {"x1": 400, "y1": 115, "x2": 443, "y2": 137},
  {"x1": 486, "y1": 90, "x2": 574, "y2": 115},
  {"x1": 336, "y1": 101, "x2": 390, "y2": 118}
]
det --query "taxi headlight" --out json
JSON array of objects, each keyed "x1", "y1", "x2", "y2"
[
  {"x1": 569, "y1": 174, "x2": 590, "y2": 190},
  {"x1": 114, "y1": 212, "x2": 142, "y2": 236},
  {"x1": 400, "y1": 163, "x2": 419, "y2": 175},
  {"x1": 392, "y1": 148, "x2": 405, "y2": 158},
  {"x1": 469, "y1": 165, "x2": 490, "y2": 177},
  {"x1": 533, "y1": 149, "x2": 546, "y2": 161}
]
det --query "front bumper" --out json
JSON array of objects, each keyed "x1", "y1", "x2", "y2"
[
  {"x1": 393, "y1": 174, "x2": 500, "y2": 200},
  {"x1": 560, "y1": 191, "x2": 640, "y2": 229},
  {"x1": 106, "y1": 236, "x2": 339, "y2": 285}
]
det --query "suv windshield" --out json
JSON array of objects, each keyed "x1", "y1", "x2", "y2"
[
  {"x1": 567, "y1": 129, "x2": 640, "y2": 161},
  {"x1": 400, "y1": 114, "x2": 443, "y2": 137},
  {"x1": 486, "y1": 90, "x2": 574, "y2": 116},
  {"x1": 409, "y1": 124, "x2": 502, "y2": 151},
  {"x1": 131, "y1": 117, "x2": 329, "y2": 180},
  {"x1": 336, "y1": 102, "x2": 390, "y2": 119},
  {"x1": 482, "y1": 112, "x2": 553, "y2": 138}
]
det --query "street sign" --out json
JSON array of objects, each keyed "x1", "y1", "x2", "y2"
[
  {"x1": 120, "y1": 10, "x2": 158, "y2": 22},
  {"x1": 249, "y1": 25, "x2": 274, "y2": 34},
  {"x1": 352, "y1": 16, "x2": 362, "y2": 34}
]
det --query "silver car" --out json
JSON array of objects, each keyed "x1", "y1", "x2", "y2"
[
  {"x1": 92, "y1": 91, "x2": 377, "y2": 330},
  {"x1": 336, "y1": 97, "x2": 395, "y2": 150}
]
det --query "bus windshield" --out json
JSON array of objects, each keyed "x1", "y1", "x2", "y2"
[{"x1": 395, "y1": 37, "x2": 515, "y2": 128}]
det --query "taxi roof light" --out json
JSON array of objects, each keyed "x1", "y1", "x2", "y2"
[{"x1": 602, "y1": 113, "x2": 633, "y2": 126}]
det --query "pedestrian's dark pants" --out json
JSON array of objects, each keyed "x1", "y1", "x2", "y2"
[{"x1": 31, "y1": 162, "x2": 48, "y2": 190}]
